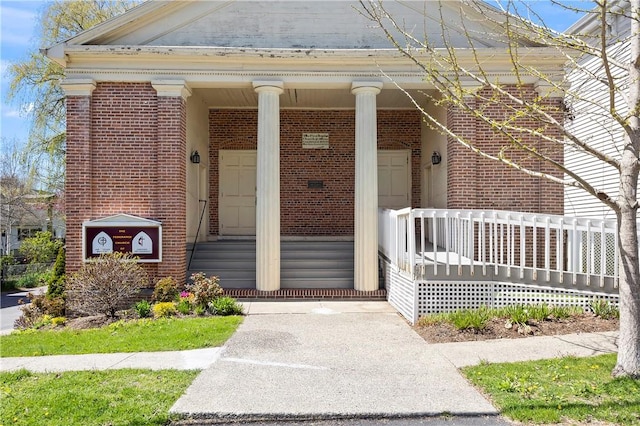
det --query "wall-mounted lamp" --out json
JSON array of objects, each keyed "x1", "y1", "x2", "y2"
[
  {"x1": 431, "y1": 151, "x2": 442, "y2": 165},
  {"x1": 190, "y1": 151, "x2": 201, "y2": 164}
]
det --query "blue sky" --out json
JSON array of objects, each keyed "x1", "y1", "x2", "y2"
[{"x1": 0, "y1": 0, "x2": 586, "y2": 153}]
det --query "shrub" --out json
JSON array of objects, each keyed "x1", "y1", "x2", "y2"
[
  {"x1": 153, "y1": 302, "x2": 177, "y2": 318},
  {"x1": 16, "y1": 271, "x2": 48, "y2": 289},
  {"x1": 134, "y1": 300, "x2": 152, "y2": 318},
  {"x1": 18, "y1": 231, "x2": 63, "y2": 264},
  {"x1": 209, "y1": 296, "x2": 243, "y2": 316},
  {"x1": 14, "y1": 301, "x2": 44, "y2": 330},
  {"x1": 29, "y1": 293, "x2": 65, "y2": 318},
  {"x1": 187, "y1": 273, "x2": 223, "y2": 308},
  {"x1": 153, "y1": 276, "x2": 180, "y2": 302},
  {"x1": 66, "y1": 252, "x2": 148, "y2": 318},
  {"x1": 46, "y1": 247, "x2": 66, "y2": 298}
]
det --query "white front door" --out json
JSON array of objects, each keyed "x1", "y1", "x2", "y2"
[
  {"x1": 219, "y1": 150, "x2": 257, "y2": 235},
  {"x1": 378, "y1": 150, "x2": 410, "y2": 209}
]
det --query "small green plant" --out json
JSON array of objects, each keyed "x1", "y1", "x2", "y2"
[
  {"x1": 194, "y1": 305, "x2": 206, "y2": 316},
  {"x1": 46, "y1": 246, "x2": 66, "y2": 298},
  {"x1": 209, "y1": 296, "x2": 243, "y2": 316},
  {"x1": 152, "y1": 276, "x2": 180, "y2": 302},
  {"x1": 527, "y1": 304, "x2": 551, "y2": 322},
  {"x1": 152, "y1": 302, "x2": 177, "y2": 318},
  {"x1": 550, "y1": 304, "x2": 582, "y2": 319},
  {"x1": 501, "y1": 305, "x2": 531, "y2": 326},
  {"x1": 417, "y1": 312, "x2": 449, "y2": 326},
  {"x1": 590, "y1": 300, "x2": 619, "y2": 319},
  {"x1": 187, "y1": 272, "x2": 223, "y2": 308},
  {"x1": 51, "y1": 316, "x2": 66, "y2": 326},
  {"x1": 134, "y1": 300, "x2": 152, "y2": 318},
  {"x1": 448, "y1": 306, "x2": 491, "y2": 332},
  {"x1": 176, "y1": 298, "x2": 192, "y2": 315}
]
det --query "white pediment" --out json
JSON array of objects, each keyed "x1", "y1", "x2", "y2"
[
  {"x1": 63, "y1": 0, "x2": 527, "y2": 50},
  {"x1": 83, "y1": 214, "x2": 161, "y2": 227}
]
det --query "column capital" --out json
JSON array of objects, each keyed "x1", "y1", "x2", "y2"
[
  {"x1": 534, "y1": 79, "x2": 567, "y2": 98},
  {"x1": 253, "y1": 80, "x2": 284, "y2": 94},
  {"x1": 151, "y1": 80, "x2": 192, "y2": 99},
  {"x1": 60, "y1": 78, "x2": 96, "y2": 96},
  {"x1": 351, "y1": 81, "x2": 383, "y2": 95}
]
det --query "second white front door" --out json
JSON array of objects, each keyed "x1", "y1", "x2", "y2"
[
  {"x1": 219, "y1": 150, "x2": 257, "y2": 235},
  {"x1": 378, "y1": 150, "x2": 411, "y2": 209}
]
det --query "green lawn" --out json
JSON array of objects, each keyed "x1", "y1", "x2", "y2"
[
  {"x1": 0, "y1": 368, "x2": 198, "y2": 426},
  {"x1": 0, "y1": 316, "x2": 243, "y2": 357},
  {"x1": 464, "y1": 354, "x2": 640, "y2": 425}
]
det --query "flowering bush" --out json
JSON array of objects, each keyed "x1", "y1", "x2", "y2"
[
  {"x1": 153, "y1": 302, "x2": 177, "y2": 318},
  {"x1": 176, "y1": 292, "x2": 193, "y2": 315},
  {"x1": 187, "y1": 273, "x2": 223, "y2": 308}
]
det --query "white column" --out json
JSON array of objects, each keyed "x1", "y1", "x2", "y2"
[
  {"x1": 351, "y1": 81, "x2": 383, "y2": 292},
  {"x1": 253, "y1": 81, "x2": 283, "y2": 291}
]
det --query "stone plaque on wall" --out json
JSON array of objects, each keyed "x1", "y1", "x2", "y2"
[{"x1": 302, "y1": 133, "x2": 329, "y2": 149}]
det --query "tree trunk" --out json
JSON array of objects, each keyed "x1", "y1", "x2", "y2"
[
  {"x1": 613, "y1": 0, "x2": 640, "y2": 379},
  {"x1": 614, "y1": 202, "x2": 640, "y2": 378}
]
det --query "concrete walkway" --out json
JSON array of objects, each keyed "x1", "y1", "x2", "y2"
[{"x1": 0, "y1": 301, "x2": 619, "y2": 422}]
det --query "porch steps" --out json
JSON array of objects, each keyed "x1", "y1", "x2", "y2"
[{"x1": 187, "y1": 240, "x2": 356, "y2": 289}]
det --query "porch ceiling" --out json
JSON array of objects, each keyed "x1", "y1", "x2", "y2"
[{"x1": 197, "y1": 87, "x2": 430, "y2": 109}]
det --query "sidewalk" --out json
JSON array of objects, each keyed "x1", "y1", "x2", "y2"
[{"x1": 0, "y1": 301, "x2": 619, "y2": 421}]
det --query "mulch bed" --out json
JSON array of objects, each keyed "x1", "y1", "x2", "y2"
[{"x1": 414, "y1": 314, "x2": 619, "y2": 344}]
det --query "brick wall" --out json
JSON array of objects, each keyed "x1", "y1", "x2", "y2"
[
  {"x1": 447, "y1": 86, "x2": 564, "y2": 215},
  {"x1": 445, "y1": 85, "x2": 565, "y2": 268},
  {"x1": 66, "y1": 82, "x2": 188, "y2": 285},
  {"x1": 209, "y1": 109, "x2": 422, "y2": 236}
]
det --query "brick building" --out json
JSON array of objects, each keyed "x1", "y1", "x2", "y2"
[{"x1": 45, "y1": 1, "x2": 566, "y2": 292}]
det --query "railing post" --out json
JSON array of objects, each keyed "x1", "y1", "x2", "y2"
[
  {"x1": 432, "y1": 210, "x2": 438, "y2": 276},
  {"x1": 519, "y1": 214, "x2": 525, "y2": 279},
  {"x1": 408, "y1": 209, "x2": 415, "y2": 278}
]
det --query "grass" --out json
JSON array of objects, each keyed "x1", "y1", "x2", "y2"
[
  {"x1": 0, "y1": 368, "x2": 198, "y2": 426},
  {"x1": 464, "y1": 354, "x2": 640, "y2": 425},
  {"x1": 0, "y1": 316, "x2": 243, "y2": 357}
]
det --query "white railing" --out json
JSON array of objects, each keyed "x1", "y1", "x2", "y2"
[{"x1": 379, "y1": 208, "x2": 619, "y2": 290}]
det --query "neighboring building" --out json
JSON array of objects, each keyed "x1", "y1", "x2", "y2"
[
  {"x1": 44, "y1": 0, "x2": 566, "y2": 292},
  {"x1": 0, "y1": 191, "x2": 64, "y2": 256},
  {"x1": 564, "y1": 0, "x2": 632, "y2": 220}
]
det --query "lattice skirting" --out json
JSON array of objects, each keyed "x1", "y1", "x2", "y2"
[{"x1": 417, "y1": 281, "x2": 620, "y2": 316}]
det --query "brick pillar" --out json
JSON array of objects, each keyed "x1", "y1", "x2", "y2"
[
  {"x1": 152, "y1": 81, "x2": 191, "y2": 281},
  {"x1": 447, "y1": 92, "x2": 479, "y2": 209},
  {"x1": 60, "y1": 79, "x2": 96, "y2": 275}
]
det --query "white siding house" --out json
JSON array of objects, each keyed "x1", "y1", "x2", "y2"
[{"x1": 564, "y1": 2, "x2": 633, "y2": 220}]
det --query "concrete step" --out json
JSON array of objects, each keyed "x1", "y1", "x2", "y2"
[{"x1": 187, "y1": 240, "x2": 356, "y2": 290}]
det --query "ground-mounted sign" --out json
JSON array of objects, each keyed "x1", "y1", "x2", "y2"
[
  {"x1": 83, "y1": 214, "x2": 162, "y2": 262},
  {"x1": 302, "y1": 133, "x2": 329, "y2": 149}
]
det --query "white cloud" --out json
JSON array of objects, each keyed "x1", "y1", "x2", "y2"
[{"x1": 3, "y1": 102, "x2": 33, "y2": 118}]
